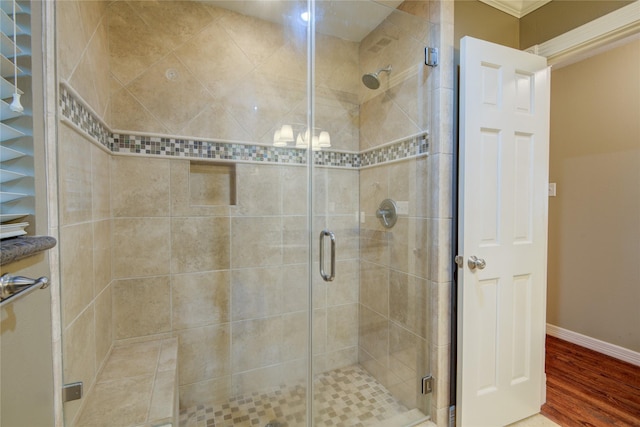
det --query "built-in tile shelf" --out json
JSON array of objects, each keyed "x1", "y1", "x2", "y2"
[{"x1": 0, "y1": 235, "x2": 57, "y2": 266}]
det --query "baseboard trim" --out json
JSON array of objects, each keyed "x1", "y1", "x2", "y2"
[{"x1": 546, "y1": 324, "x2": 640, "y2": 367}]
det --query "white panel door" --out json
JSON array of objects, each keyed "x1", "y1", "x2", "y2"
[{"x1": 457, "y1": 36, "x2": 551, "y2": 427}]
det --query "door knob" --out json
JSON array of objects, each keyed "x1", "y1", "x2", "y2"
[{"x1": 468, "y1": 256, "x2": 486, "y2": 270}]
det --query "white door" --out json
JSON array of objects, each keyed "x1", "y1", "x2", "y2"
[{"x1": 457, "y1": 36, "x2": 551, "y2": 427}]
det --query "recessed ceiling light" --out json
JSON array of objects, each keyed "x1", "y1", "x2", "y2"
[{"x1": 300, "y1": 11, "x2": 309, "y2": 22}]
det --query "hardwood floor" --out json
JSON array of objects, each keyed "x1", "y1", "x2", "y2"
[{"x1": 541, "y1": 335, "x2": 640, "y2": 426}]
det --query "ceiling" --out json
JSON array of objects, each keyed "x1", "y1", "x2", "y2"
[
  {"x1": 478, "y1": 0, "x2": 552, "y2": 18},
  {"x1": 202, "y1": 0, "x2": 404, "y2": 42}
]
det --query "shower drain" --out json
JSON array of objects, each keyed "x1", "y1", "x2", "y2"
[{"x1": 265, "y1": 422, "x2": 282, "y2": 427}]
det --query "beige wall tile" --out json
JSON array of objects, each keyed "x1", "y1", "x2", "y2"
[
  {"x1": 181, "y1": 103, "x2": 253, "y2": 142},
  {"x1": 113, "y1": 276, "x2": 171, "y2": 339},
  {"x1": 359, "y1": 305, "x2": 389, "y2": 361},
  {"x1": 112, "y1": 218, "x2": 171, "y2": 278},
  {"x1": 171, "y1": 216, "x2": 230, "y2": 274},
  {"x1": 360, "y1": 166, "x2": 389, "y2": 220},
  {"x1": 231, "y1": 267, "x2": 281, "y2": 321},
  {"x1": 175, "y1": 21, "x2": 255, "y2": 99},
  {"x1": 172, "y1": 271, "x2": 230, "y2": 330},
  {"x1": 282, "y1": 216, "x2": 308, "y2": 265},
  {"x1": 282, "y1": 311, "x2": 307, "y2": 361},
  {"x1": 60, "y1": 222, "x2": 94, "y2": 328},
  {"x1": 281, "y1": 263, "x2": 309, "y2": 314},
  {"x1": 360, "y1": 260, "x2": 389, "y2": 316},
  {"x1": 233, "y1": 164, "x2": 282, "y2": 216},
  {"x1": 77, "y1": 0, "x2": 107, "y2": 41},
  {"x1": 126, "y1": 54, "x2": 214, "y2": 134},
  {"x1": 219, "y1": 10, "x2": 285, "y2": 68},
  {"x1": 108, "y1": 1, "x2": 197, "y2": 86},
  {"x1": 390, "y1": 270, "x2": 430, "y2": 339},
  {"x1": 63, "y1": 306, "x2": 96, "y2": 397},
  {"x1": 91, "y1": 144, "x2": 111, "y2": 221},
  {"x1": 177, "y1": 324, "x2": 230, "y2": 385},
  {"x1": 314, "y1": 169, "x2": 359, "y2": 214},
  {"x1": 111, "y1": 156, "x2": 170, "y2": 217},
  {"x1": 110, "y1": 86, "x2": 170, "y2": 134},
  {"x1": 313, "y1": 308, "x2": 327, "y2": 355},
  {"x1": 231, "y1": 217, "x2": 282, "y2": 268},
  {"x1": 94, "y1": 284, "x2": 112, "y2": 369},
  {"x1": 86, "y1": 20, "x2": 111, "y2": 117},
  {"x1": 231, "y1": 317, "x2": 282, "y2": 373},
  {"x1": 56, "y1": 0, "x2": 88, "y2": 81},
  {"x1": 232, "y1": 364, "x2": 286, "y2": 397},
  {"x1": 324, "y1": 346, "x2": 358, "y2": 372},
  {"x1": 59, "y1": 124, "x2": 93, "y2": 226},
  {"x1": 327, "y1": 260, "x2": 359, "y2": 306},
  {"x1": 326, "y1": 303, "x2": 358, "y2": 352},
  {"x1": 68, "y1": 46, "x2": 100, "y2": 117},
  {"x1": 282, "y1": 166, "x2": 308, "y2": 215},
  {"x1": 93, "y1": 219, "x2": 111, "y2": 296},
  {"x1": 179, "y1": 376, "x2": 232, "y2": 408}
]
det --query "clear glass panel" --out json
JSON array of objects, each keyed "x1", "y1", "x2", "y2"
[
  {"x1": 56, "y1": 0, "x2": 431, "y2": 426},
  {"x1": 311, "y1": 1, "x2": 432, "y2": 425}
]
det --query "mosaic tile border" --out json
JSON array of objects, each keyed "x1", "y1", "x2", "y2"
[
  {"x1": 59, "y1": 85, "x2": 111, "y2": 149},
  {"x1": 60, "y1": 84, "x2": 428, "y2": 169}
]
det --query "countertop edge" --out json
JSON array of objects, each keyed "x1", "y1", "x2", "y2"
[{"x1": 0, "y1": 236, "x2": 58, "y2": 266}]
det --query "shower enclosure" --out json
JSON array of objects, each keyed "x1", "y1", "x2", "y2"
[{"x1": 56, "y1": 0, "x2": 438, "y2": 426}]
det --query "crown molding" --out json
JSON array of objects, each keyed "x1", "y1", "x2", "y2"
[
  {"x1": 478, "y1": 0, "x2": 551, "y2": 18},
  {"x1": 528, "y1": 1, "x2": 640, "y2": 68}
]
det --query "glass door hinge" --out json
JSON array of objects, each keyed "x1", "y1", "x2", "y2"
[{"x1": 421, "y1": 374, "x2": 433, "y2": 394}]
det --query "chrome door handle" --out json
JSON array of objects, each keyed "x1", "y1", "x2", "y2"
[
  {"x1": 468, "y1": 256, "x2": 486, "y2": 270},
  {"x1": 319, "y1": 230, "x2": 336, "y2": 282}
]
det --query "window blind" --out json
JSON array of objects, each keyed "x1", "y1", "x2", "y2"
[{"x1": 0, "y1": 0, "x2": 33, "y2": 237}]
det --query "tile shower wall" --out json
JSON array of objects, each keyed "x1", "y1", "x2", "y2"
[
  {"x1": 109, "y1": 157, "x2": 360, "y2": 407},
  {"x1": 55, "y1": 1, "x2": 113, "y2": 426},
  {"x1": 54, "y1": 0, "x2": 453, "y2": 424},
  {"x1": 108, "y1": 1, "x2": 360, "y2": 150}
]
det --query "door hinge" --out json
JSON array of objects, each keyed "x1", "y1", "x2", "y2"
[
  {"x1": 454, "y1": 255, "x2": 464, "y2": 268},
  {"x1": 425, "y1": 47, "x2": 439, "y2": 67},
  {"x1": 421, "y1": 374, "x2": 433, "y2": 394},
  {"x1": 62, "y1": 382, "x2": 83, "y2": 403},
  {"x1": 449, "y1": 405, "x2": 456, "y2": 427}
]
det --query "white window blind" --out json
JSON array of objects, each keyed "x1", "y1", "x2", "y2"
[{"x1": 0, "y1": 0, "x2": 33, "y2": 237}]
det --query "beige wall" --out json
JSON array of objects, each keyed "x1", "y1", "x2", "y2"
[
  {"x1": 519, "y1": 0, "x2": 633, "y2": 49},
  {"x1": 547, "y1": 39, "x2": 640, "y2": 352},
  {"x1": 454, "y1": 0, "x2": 519, "y2": 49}
]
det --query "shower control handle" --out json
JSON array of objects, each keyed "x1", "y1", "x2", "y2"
[
  {"x1": 468, "y1": 256, "x2": 486, "y2": 270},
  {"x1": 319, "y1": 230, "x2": 336, "y2": 282}
]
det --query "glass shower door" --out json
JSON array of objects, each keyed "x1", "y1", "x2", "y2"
[{"x1": 310, "y1": 1, "x2": 432, "y2": 426}]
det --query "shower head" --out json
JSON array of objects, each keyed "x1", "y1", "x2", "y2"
[{"x1": 362, "y1": 65, "x2": 392, "y2": 90}]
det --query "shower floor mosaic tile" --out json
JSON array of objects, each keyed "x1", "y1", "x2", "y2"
[{"x1": 179, "y1": 364, "x2": 425, "y2": 427}]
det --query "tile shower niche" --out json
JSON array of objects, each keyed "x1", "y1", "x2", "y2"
[{"x1": 189, "y1": 162, "x2": 236, "y2": 206}]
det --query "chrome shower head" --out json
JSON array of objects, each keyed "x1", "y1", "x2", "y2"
[{"x1": 362, "y1": 65, "x2": 392, "y2": 90}]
